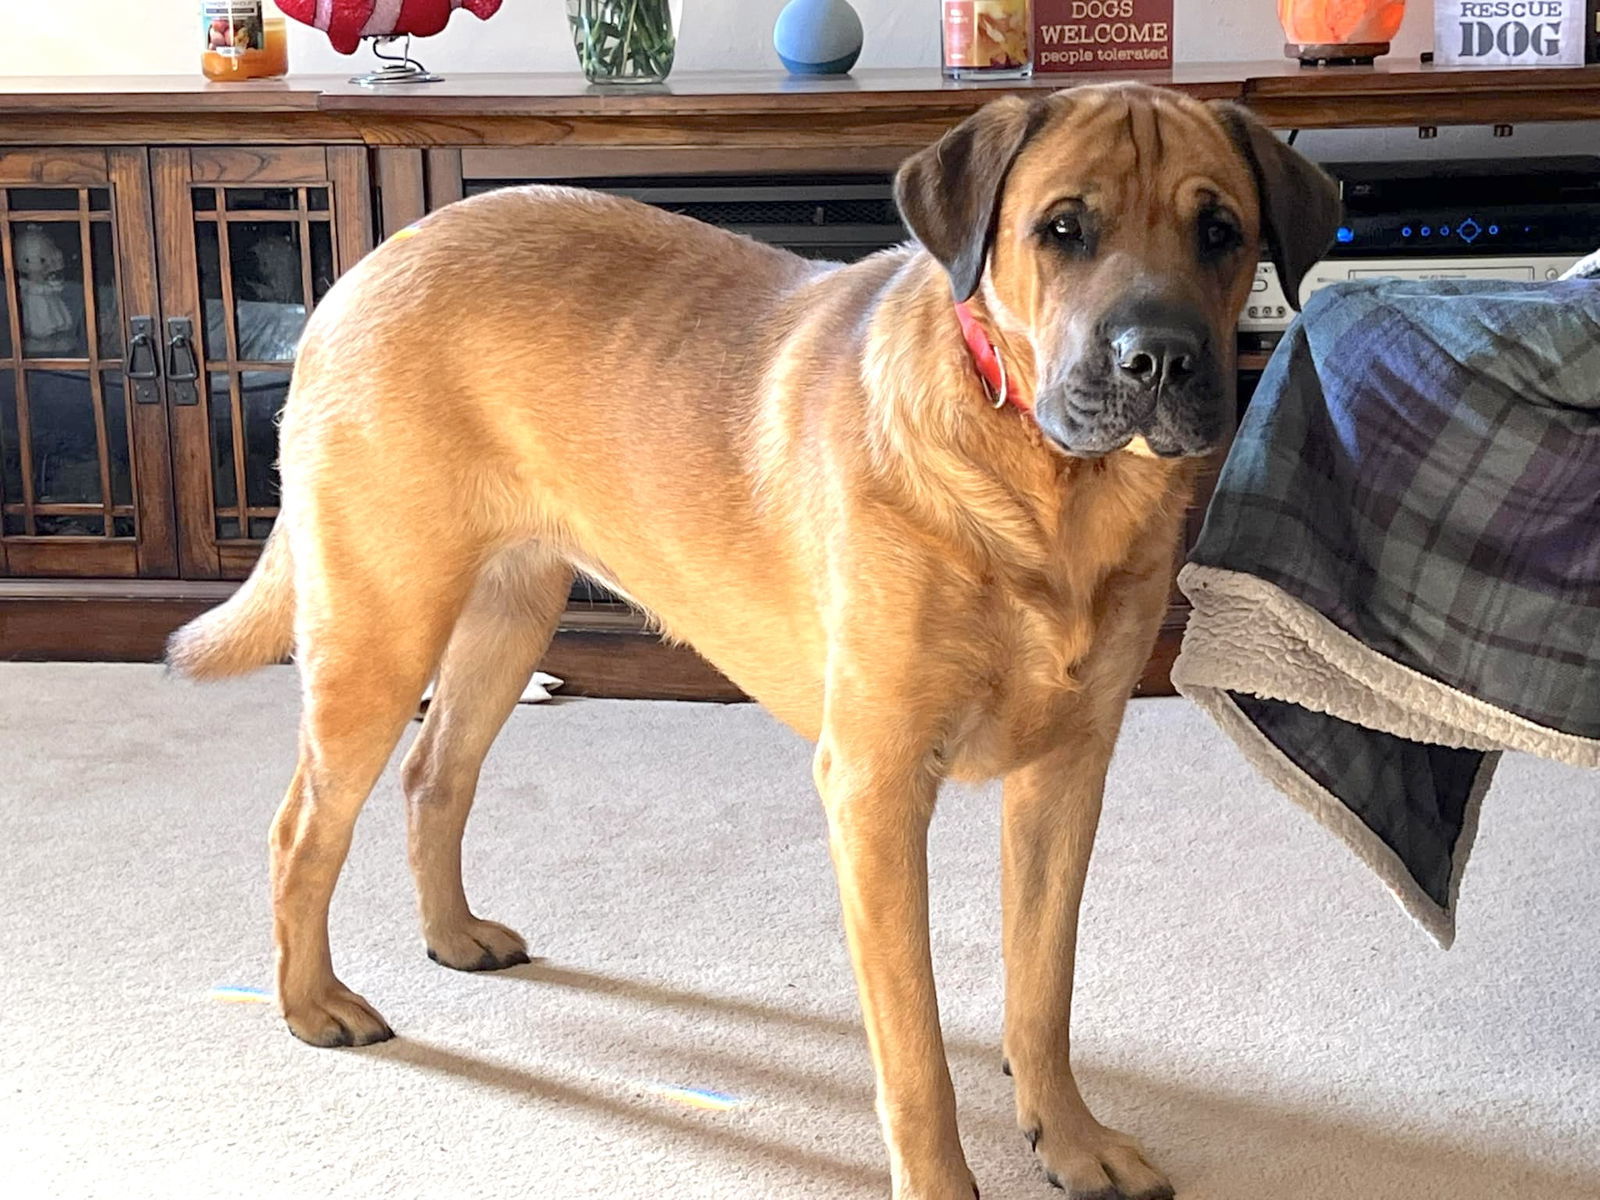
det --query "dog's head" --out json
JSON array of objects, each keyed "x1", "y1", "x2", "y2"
[{"x1": 894, "y1": 84, "x2": 1340, "y2": 458}]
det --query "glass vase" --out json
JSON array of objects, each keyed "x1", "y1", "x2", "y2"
[{"x1": 567, "y1": 0, "x2": 680, "y2": 84}]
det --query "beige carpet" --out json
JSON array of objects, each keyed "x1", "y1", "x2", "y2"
[{"x1": 1, "y1": 663, "x2": 1596, "y2": 1200}]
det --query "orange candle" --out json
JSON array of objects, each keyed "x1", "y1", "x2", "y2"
[{"x1": 202, "y1": 2, "x2": 290, "y2": 81}]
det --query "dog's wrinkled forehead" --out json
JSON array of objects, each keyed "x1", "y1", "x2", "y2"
[{"x1": 1014, "y1": 87, "x2": 1256, "y2": 211}]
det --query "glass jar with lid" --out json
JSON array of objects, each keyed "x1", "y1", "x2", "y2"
[
  {"x1": 201, "y1": 1, "x2": 290, "y2": 81},
  {"x1": 941, "y1": 1, "x2": 1034, "y2": 79}
]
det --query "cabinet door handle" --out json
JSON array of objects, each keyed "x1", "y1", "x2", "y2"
[
  {"x1": 126, "y1": 317, "x2": 162, "y2": 405},
  {"x1": 165, "y1": 317, "x2": 200, "y2": 406}
]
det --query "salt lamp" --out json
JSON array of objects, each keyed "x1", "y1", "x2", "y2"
[{"x1": 1280, "y1": 0, "x2": 1406, "y2": 65}]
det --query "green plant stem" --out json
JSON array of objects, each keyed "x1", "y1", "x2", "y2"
[
  {"x1": 570, "y1": 0, "x2": 675, "y2": 80},
  {"x1": 617, "y1": 0, "x2": 639, "y2": 75}
]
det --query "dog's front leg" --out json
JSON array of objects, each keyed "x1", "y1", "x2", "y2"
[
  {"x1": 814, "y1": 729, "x2": 975, "y2": 1200},
  {"x1": 1001, "y1": 739, "x2": 1173, "y2": 1200}
]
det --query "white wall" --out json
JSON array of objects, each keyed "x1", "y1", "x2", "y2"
[{"x1": 3, "y1": 0, "x2": 1436, "y2": 78}]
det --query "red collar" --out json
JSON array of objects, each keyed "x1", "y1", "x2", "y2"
[{"x1": 953, "y1": 301, "x2": 1028, "y2": 412}]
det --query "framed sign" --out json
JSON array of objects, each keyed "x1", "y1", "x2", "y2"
[
  {"x1": 1436, "y1": 0, "x2": 1587, "y2": 66},
  {"x1": 1034, "y1": 0, "x2": 1173, "y2": 73}
]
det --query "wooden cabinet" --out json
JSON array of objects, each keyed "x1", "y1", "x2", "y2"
[
  {"x1": 3, "y1": 65, "x2": 1597, "y2": 689},
  {"x1": 0, "y1": 147, "x2": 175, "y2": 579},
  {"x1": 0, "y1": 143, "x2": 369, "y2": 592},
  {"x1": 150, "y1": 146, "x2": 369, "y2": 578}
]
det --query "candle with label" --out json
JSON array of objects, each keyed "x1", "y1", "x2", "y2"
[
  {"x1": 201, "y1": 1, "x2": 290, "y2": 81},
  {"x1": 942, "y1": 1, "x2": 1034, "y2": 79}
]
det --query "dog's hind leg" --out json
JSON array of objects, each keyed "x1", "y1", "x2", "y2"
[
  {"x1": 401, "y1": 544, "x2": 572, "y2": 972},
  {"x1": 271, "y1": 525, "x2": 482, "y2": 1048}
]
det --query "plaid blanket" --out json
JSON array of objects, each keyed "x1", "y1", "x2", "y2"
[{"x1": 1173, "y1": 277, "x2": 1600, "y2": 945}]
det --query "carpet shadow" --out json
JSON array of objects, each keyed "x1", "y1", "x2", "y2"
[
  {"x1": 371, "y1": 1037, "x2": 885, "y2": 1192},
  {"x1": 494, "y1": 959, "x2": 993, "y2": 1058},
  {"x1": 477, "y1": 960, "x2": 1600, "y2": 1200},
  {"x1": 1053, "y1": 1062, "x2": 1600, "y2": 1200}
]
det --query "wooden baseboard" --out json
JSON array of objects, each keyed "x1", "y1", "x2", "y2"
[
  {"x1": 1138, "y1": 613, "x2": 1186, "y2": 698},
  {"x1": 0, "y1": 580, "x2": 1180, "y2": 699},
  {"x1": 0, "y1": 580, "x2": 231, "y2": 663},
  {"x1": 540, "y1": 629, "x2": 745, "y2": 701},
  {"x1": 0, "y1": 580, "x2": 746, "y2": 699}
]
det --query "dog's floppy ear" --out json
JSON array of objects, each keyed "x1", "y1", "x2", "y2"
[
  {"x1": 1211, "y1": 102, "x2": 1341, "y2": 311},
  {"x1": 894, "y1": 95, "x2": 1046, "y2": 302}
]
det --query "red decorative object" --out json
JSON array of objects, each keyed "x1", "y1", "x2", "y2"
[{"x1": 276, "y1": 0, "x2": 503, "y2": 55}]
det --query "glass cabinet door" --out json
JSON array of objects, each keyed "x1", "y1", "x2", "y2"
[
  {"x1": 0, "y1": 149, "x2": 176, "y2": 578},
  {"x1": 153, "y1": 146, "x2": 370, "y2": 579}
]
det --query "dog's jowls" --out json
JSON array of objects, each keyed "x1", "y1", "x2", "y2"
[{"x1": 168, "y1": 83, "x2": 1338, "y2": 1200}]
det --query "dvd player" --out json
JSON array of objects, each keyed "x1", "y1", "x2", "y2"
[
  {"x1": 1238, "y1": 157, "x2": 1600, "y2": 345},
  {"x1": 1325, "y1": 156, "x2": 1600, "y2": 258},
  {"x1": 1241, "y1": 254, "x2": 1585, "y2": 339}
]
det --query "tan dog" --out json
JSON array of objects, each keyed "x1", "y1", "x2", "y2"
[{"x1": 169, "y1": 83, "x2": 1337, "y2": 1200}]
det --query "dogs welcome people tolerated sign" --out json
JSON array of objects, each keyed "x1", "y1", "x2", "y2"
[{"x1": 1034, "y1": 0, "x2": 1173, "y2": 73}]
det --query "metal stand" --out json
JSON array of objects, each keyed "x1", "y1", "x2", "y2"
[{"x1": 349, "y1": 35, "x2": 443, "y2": 86}]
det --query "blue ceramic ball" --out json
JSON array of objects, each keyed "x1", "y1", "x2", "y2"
[{"x1": 773, "y1": 0, "x2": 863, "y2": 76}]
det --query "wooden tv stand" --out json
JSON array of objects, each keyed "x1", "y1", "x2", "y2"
[{"x1": 1, "y1": 61, "x2": 1596, "y2": 697}]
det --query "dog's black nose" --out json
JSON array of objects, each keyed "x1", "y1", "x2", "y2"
[{"x1": 1111, "y1": 325, "x2": 1201, "y2": 390}]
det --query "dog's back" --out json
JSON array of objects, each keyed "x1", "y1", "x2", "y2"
[{"x1": 170, "y1": 185, "x2": 864, "y2": 711}]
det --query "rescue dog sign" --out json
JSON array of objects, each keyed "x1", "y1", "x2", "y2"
[{"x1": 1436, "y1": 1, "x2": 1586, "y2": 65}]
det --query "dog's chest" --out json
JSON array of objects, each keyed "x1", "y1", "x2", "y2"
[
  {"x1": 950, "y1": 471, "x2": 1186, "y2": 777},
  {"x1": 960, "y1": 587, "x2": 1107, "y2": 770}
]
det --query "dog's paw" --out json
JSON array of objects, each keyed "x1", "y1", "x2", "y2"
[
  {"x1": 1022, "y1": 1119, "x2": 1171, "y2": 1200},
  {"x1": 282, "y1": 982, "x2": 394, "y2": 1048},
  {"x1": 426, "y1": 917, "x2": 530, "y2": 972}
]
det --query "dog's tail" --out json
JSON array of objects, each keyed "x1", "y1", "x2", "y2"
[{"x1": 166, "y1": 530, "x2": 295, "y2": 680}]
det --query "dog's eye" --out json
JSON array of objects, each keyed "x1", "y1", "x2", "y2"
[
  {"x1": 1199, "y1": 214, "x2": 1241, "y2": 257},
  {"x1": 1049, "y1": 212, "x2": 1085, "y2": 244}
]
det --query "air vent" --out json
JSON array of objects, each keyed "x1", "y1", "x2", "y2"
[{"x1": 467, "y1": 173, "x2": 908, "y2": 263}]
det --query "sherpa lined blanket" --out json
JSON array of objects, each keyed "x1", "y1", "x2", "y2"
[{"x1": 1173, "y1": 277, "x2": 1600, "y2": 946}]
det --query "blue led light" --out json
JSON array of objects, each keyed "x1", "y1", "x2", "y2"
[
  {"x1": 1336, "y1": 226, "x2": 1354, "y2": 243},
  {"x1": 1401, "y1": 226, "x2": 1413, "y2": 237},
  {"x1": 1421, "y1": 226, "x2": 1432, "y2": 236},
  {"x1": 1489, "y1": 224, "x2": 1500, "y2": 235},
  {"x1": 1440, "y1": 225, "x2": 1451, "y2": 236}
]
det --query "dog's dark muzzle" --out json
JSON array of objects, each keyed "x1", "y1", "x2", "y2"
[{"x1": 1033, "y1": 298, "x2": 1230, "y2": 459}]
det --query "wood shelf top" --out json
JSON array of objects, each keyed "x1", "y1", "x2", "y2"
[
  {"x1": 0, "y1": 75, "x2": 325, "y2": 112},
  {"x1": 4, "y1": 60, "x2": 1600, "y2": 115},
  {"x1": 311, "y1": 65, "x2": 1249, "y2": 113},
  {"x1": 4, "y1": 61, "x2": 1599, "y2": 146}
]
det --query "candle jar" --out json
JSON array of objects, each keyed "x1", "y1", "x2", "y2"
[
  {"x1": 942, "y1": 0, "x2": 1034, "y2": 79},
  {"x1": 202, "y1": 1, "x2": 290, "y2": 82}
]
